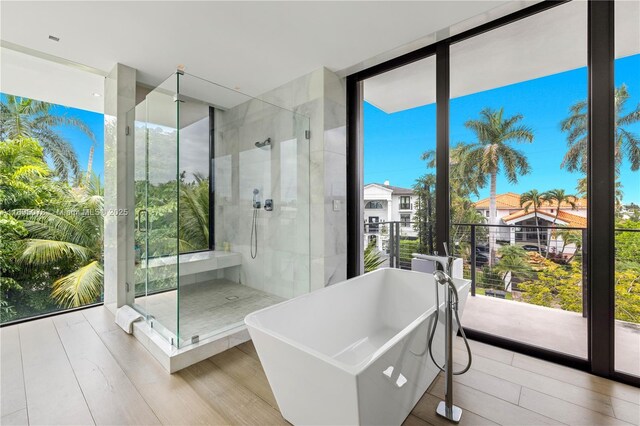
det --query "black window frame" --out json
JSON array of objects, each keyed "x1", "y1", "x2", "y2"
[
  {"x1": 365, "y1": 200, "x2": 384, "y2": 209},
  {"x1": 346, "y1": 0, "x2": 635, "y2": 386},
  {"x1": 208, "y1": 106, "x2": 215, "y2": 250},
  {"x1": 399, "y1": 196, "x2": 411, "y2": 210}
]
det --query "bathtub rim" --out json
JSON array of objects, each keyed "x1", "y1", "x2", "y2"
[{"x1": 245, "y1": 268, "x2": 469, "y2": 375}]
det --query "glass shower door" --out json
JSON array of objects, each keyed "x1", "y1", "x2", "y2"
[
  {"x1": 175, "y1": 72, "x2": 311, "y2": 348},
  {"x1": 132, "y1": 73, "x2": 181, "y2": 345}
]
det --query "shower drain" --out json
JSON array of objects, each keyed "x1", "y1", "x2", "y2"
[{"x1": 226, "y1": 296, "x2": 239, "y2": 300}]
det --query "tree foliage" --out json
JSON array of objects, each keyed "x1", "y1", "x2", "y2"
[
  {"x1": 12, "y1": 174, "x2": 104, "y2": 308},
  {"x1": 1, "y1": 96, "x2": 95, "y2": 182},
  {"x1": 518, "y1": 259, "x2": 583, "y2": 312},
  {"x1": 561, "y1": 85, "x2": 640, "y2": 174},
  {"x1": 364, "y1": 242, "x2": 385, "y2": 273}
]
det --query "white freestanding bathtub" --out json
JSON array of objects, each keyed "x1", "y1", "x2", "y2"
[{"x1": 245, "y1": 268, "x2": 471, "y2": 425}]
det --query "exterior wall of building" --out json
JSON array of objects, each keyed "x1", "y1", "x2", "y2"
[
  {"x1": 363, "y1": 184, "x2": 416, "y2": 251},
  {"x1": 479, "y1": 206, "x2": 587, "y2": 220}
]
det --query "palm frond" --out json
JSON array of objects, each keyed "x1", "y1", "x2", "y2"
[
  {"x1": 618, "y1": 127, "x2": 640, "y2": 171},
  {"x1": 561, "y1": 137, "x2": 588, "y2": 173},
  {"x1": 20, "y1": 239, "x2": 92, "y2": 266},
  {"x1": 617, "y1": 106, "x2": 640, "y2": 127},
  {"x1": 33, "y1": 114, "x2": 96, "y2": 142},
  {"x1": 11, "y1": 208, "x2": 92, "y2": 247},
  {"x1": 34, "y1": 128, "x2": 81, "y2": 181},
  {"x1": 51, "y1": 261, "x2": 103, "y2": 308}
]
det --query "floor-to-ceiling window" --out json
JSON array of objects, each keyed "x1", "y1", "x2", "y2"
[
  {"x1": 449, "y1": 0, "x2": 590, "y2": 359},
  {"x1": 0, "y1": 48, "x2": 105, "y2": 324},
  {"x1": 347, "y1": 0, "x2": 637, "y2": 385},
  {"x1": 614, "y1": 0, "x2": 640, "y2": 379},
  {"x1": 360, "y1": 56, "x2": 437, "y2": 271}
]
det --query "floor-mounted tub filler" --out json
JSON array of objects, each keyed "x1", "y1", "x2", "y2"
[{"x1": 245, "y1": 268, "x2": 471, "y2": 425}]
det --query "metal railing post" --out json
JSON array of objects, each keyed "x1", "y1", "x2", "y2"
[
  {"x1": 389, "y1": 223, "x2": 395, "y2": 268},
  {"x1": 470, "y1": 224, "x2": 476, "y2": 297},
  {"x1": 395, "y1": 222, "x2": 401, "y2": 268}
]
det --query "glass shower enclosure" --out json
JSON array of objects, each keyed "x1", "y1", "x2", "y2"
[{"x1": 130, "y1": 71, "x2": 310, "y2": 349}]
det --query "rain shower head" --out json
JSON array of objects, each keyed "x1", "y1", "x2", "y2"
[{"x1": 255, "y1": 138, "x2": 271, "y2": 149}]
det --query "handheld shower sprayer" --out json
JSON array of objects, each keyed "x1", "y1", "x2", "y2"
[
  {"x1": 251, "y1": 189, "x2": 260, "y2": 259},
  {"x1": 252, "y1": 188, "x2": 261, "y2": 209}
]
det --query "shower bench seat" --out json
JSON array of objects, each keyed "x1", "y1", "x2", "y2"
[{"x1": 143, "y1": 250, "x2": 241, "y2": 276}]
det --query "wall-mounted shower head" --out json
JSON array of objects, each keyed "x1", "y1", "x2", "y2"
[{"x1": 255, "y1": 138, "x2": 271, "y2": 149}]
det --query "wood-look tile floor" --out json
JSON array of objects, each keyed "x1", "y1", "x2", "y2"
[{"x1": 1, "y1": 306, "x2": 638, "y2": 426}]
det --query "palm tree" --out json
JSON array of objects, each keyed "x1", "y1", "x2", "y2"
[
  {"x1": 457, "y1": 108, "x2": 534, "y2": 264},
  {"x1": 561, "y1": 84, "x2": 640, "y2": 174},
  {"x1": 494, "y1": 245, "x2": 531, "y2": 290},
  {"x1": 413, "y1": 173, "x2": 436, "y2": 253},
  {"x1": 542, "y1": 189, "x2": 578, "y2": 225},
  {"x1": 520, "y1": 190, "x2": 545, "y2": 255},
  {"x1": 0, "y1": 95, "x2": 95, "y2": 182},
  {"x1": 419, "y1": 145, "x2": 486, "y2": 251},
  {"x1": 554, "y1": 228, "x2": 583, "y2": 263},
  {"x1": 542, "y1": 189, "x2": 577, "y2": 257},
  {"x1": 11, "y1": 175, "x2": 104, "y2": 307}
]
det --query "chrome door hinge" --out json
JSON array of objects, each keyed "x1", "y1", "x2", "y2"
[
  {"x1": 125, "y1": 126, "x2": 130, "y2": 136},
  {"x1": 305, "y1": 130, "x2": 311, "y2": 140},
  {"x1": 191, "y1": 335, "x2": 199, "y2": 344}
]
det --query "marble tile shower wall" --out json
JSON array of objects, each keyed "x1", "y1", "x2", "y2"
[
  {"x1": 214, "y1": 68, "x2": 347, "y2": 296},
  {"x1": 214, "y1": 99, "x2": 311, "y2": 299}
]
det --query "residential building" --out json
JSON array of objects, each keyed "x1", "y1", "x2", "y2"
[
  {"x1": 364, "y1": 181, "x2": 416, "y2": 251},
  {"x1": 474, "y1": 192, "x2": 587, "y2": 252}
]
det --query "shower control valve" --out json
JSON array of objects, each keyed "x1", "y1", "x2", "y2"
[{"x1": 264, "y1": 199, "x2": 273, "y2": 211}]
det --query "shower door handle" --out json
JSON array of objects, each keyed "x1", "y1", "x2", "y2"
[{"x1": 137, "y1": 209, "x2": 148, "y2": 233}]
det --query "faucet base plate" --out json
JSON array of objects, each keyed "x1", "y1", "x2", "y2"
[{"x1": 436, "y1": 401, "x2": 462, "y2": 423}]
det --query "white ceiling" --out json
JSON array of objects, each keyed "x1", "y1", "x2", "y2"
[
  {"x1": 0, "y1": 46, "x2": 105, "y2": 113},
  {"x1": 365, "y1": 0, "x2": 640, "y2": 113},
  {"x1": 0, "y1": 1, "x2": 539, "y2": 112}
]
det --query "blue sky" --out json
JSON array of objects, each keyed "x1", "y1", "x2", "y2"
[
  {"x1": 364, "y1": 54, "x2": 640, "y2": 204},
  {"x1": 1, "y1": 93, "x2": 104, "y2": 181}
]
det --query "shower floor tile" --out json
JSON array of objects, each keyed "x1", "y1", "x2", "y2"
[{"x1": 135, "y1": 279, "x2": 285, "y2": 343}]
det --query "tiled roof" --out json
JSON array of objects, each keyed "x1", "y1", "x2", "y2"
[
  {"x1": 474, "y1": 192, "x2": 521, "y2": 209},
  {"x1": 365, "y1": 183, "x2": 414, "y2": 195},
  {"x1": 502, "y1": 209, "x2": 587, "y2": 228},
  {"x1": 555, "y1": 210, "x2": 587, "y2": 228},
  {"x1": 474, "y1": 192, "x2": 587, "y2": 209}
]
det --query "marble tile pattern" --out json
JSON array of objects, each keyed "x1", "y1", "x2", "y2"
[
  {"x1": 214, "y1": 67, "x2": 347, "y2": 296},
  {"x1": 136, "y1": 279, "x2": 284, "y2": 345}
]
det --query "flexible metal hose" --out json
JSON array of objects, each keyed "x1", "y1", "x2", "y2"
[{"x1": 413, "y1": 274, "x2": 472, "y2": 375}]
